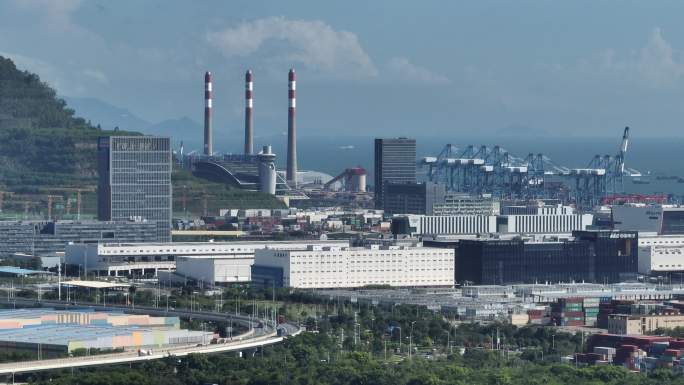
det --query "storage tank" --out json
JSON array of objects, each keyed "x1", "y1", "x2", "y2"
[
  {"x1": 348, "y1": 167, "x2": 367, "y2": 192},
  {"x1": 258, "y1": 145, "x2": 277, "y2": 195}
]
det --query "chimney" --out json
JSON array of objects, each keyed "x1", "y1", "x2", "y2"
[
  {"x1": 286, "y1": 69, "x2": 297, "y2": 186},
  {"x1": 244, "y1": 70, "x2": 254, "y2": 155},
  {"x1": 203, "y1": 71, "x2": 213, "y2": 156}
]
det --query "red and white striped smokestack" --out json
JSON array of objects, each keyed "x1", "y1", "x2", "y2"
[
  {"x1": 286, "y1": 68, "x2": 297, "y2": 186},
  {"x1": 204, "y1": 71, "x2": 213, "y2": 156},
  {"x1": 244, "y1": 70, "x2": 254, "y2": 155}
]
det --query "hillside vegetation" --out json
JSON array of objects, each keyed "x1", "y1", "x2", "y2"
[
  {"x1": 0, "y1": 56, "x2": 136, "y2": 191},
  {"x1": 0, "y1": 56, "x2": 284, "y2": 218}
]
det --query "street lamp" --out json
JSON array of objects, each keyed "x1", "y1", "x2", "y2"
[{"x1": 409, "y1": 321, "x2": 416, "y2": 359}]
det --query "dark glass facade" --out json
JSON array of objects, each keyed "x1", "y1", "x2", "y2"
[
  {"x1": 662, "y1": 211, "x2": 684, "y2": 235},
  {"x1": 98, "y1": 136, "x2": 172, "y2": 242},
  {"x1": 251, "y1": 265, "x2": 284, "y2": 288},
  {"x1": 374, "y1": 138, "x2": 416, "y2": 210},
  {"x1": 453, "y1": 230, "x2": 638, "y2": 285},
  {"x1": 383, "y1": 182, "x2": 445, "y2": 215}
]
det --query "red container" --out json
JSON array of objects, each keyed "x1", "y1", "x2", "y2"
[{"x1": 670, "y1": 340, "x2": 684, "y2": 349}]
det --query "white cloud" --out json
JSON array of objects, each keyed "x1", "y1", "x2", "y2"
[
  {"x1": 387, "y1": 57, "x2": 450, "y2": 85},
  {"x1": 586, "y1": 27, "x2": 684, "y2": 88},
  {"x1": 635, "y1": 27, "x2": 684, "y2": 86},
  {"x1": 8, "y1": 0, "x2": 82, "y2": 31},
  {"x1": 82, "y1": 68, "x2": 109, "y2": 84},
  {"x1": 206, "y1": 16, "x2": 377, "y2": 78}
]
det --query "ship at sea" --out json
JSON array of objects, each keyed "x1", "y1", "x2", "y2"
[{"x1": 632, "y1": 177, "x2": 651, "y2": 185}]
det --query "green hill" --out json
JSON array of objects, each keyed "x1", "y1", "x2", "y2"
[
  {"x1": 0, "y1": 56, "x2": 284, "y2": 219},
  {"x1": 0, "y1": 56, "x2": 135, "y2": 191}
]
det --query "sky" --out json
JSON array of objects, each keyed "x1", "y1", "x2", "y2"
[{"x1": 2, "y1": 0, "x2": 684, "y2": 140}]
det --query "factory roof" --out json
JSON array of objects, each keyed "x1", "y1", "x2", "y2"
[
  {"x1": 0, "y1": 308, "x2": 120, "y2": 319},
  {"x1": 0, "y1": 266, "x2": 52, "y2": 276},
  {"x1": 61, "y1": 280, "x2": 129, "y2": 289},
  {"x1": 0, "y1": 324, "x2": 166, "y2": 346}
]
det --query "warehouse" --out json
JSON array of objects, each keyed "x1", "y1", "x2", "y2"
[
  {"x1": 0, "y1": 309, "x2": 208, "y2": 357},
  {"x1": 66, "y1": 240, "x2": 349, "y2": 285},
  {"x1": 0, "y1": 308, "x2": 179, "y2": 329},
  {"x1": 0, "y1": 324, "x2": 213, "y2": 357},
  {"x1": 253, "y1": 245, "x2": 454, "y2": 289}
]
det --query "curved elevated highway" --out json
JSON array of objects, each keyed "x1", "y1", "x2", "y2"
[{"x1": 0, "y1": 299, "x2": 302, "y2": 376}]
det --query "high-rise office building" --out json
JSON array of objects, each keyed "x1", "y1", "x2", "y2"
[
  {"x1": 374, "y1": 138, "x2": 416, "y2": 209},
  {"x1": 383, "y1": 182, "x2": 445, "y2": 215},
  {"x1": 97, "y1": 136, "x2": 172, "y2": 242}
]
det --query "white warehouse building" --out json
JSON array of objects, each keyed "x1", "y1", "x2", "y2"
[
  {"x1": 637, "y1": 234, "x2": 684, "y2": 275},
  {"x1": 252, "y1": 245, "x2": 454, "y2": 289},
  {"x1": 65, "y1": 240, "x2": 348, "y2": 284},
  {"x1": 396, "y1": 213, "x2": 592, "y2": 237}
]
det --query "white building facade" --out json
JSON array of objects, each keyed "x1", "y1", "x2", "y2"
[
  {"x1": 254, "y1": 245, "x2": 454, "y2": 289},
  {"x1": 637, "y1": 235, "x2": 684, "y2": 275},
  {"x1": 65, "y1": 240, "x2": 348, "y2": 282},
  {"x1": 399, "y1": 212, "x2": 592, "y2": 236}
]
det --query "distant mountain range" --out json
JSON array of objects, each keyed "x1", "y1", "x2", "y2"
[{"x1": 64, "y1": 97, "x2": 204, "y2": 148}]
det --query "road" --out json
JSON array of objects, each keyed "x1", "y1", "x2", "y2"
[{"x1": 0, "y1": 298, "x2": 303, "y2": 376}]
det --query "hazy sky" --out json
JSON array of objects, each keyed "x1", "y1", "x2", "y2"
[{"x1": 2, "y1": 0, "x2": 684, "y2": 138}]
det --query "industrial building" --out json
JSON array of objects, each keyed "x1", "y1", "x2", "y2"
[
  {"x1": 432, "y1": 193, "x2": 499, "y2": 216},
  {"x1": 637, "y1": 234, "x2": 684, "y2": 275},
  {"x1": 431, "y1": 230, "x2": 638, "y2": 285},
  {"x1": 66, "y1": 240, "x2": 349, "y2": 283},
  {"x1": 383, "y1": 182, "x2": 445, "y2": 215},
  {"x1": 188, "y1": 69, "x2": 304, "y2": 198},
  {"x1": 608, "y1": 314, "x2": 684, "y2": 335},
  {"x1": 392, "y1": 210, "x2": 592, "y2": 237},
  {"x1": 0, "y1": 309, "x2": 210, "y2": 357},
  {"x1": 0, "y1": 324, "x2": 213, "y2": 356},
  {"x1": 324, "y1": 167, "x2": 367, "y2": 192},
  {"x1": 0, "y1": 220, "x2": 158, "y2": 257},
  {"x1": 252, "y1": 245, "x2": 454, "y2": 289},
  {"x1": 392, "y1": 214, "x2": 497, "y2": 236},
  {"x1": 500, "y1": 213, "x2": 594, "y2": 233},
  {"x1": 97, "y1": 136, "x2": 172, "y2": 242},
  {"x1": 0, "y1": 309, "x2": 179, "y2": 329},
  {"x1": 612, "y1": 204, "x2": 684, "y2": 235},
  {"x1": 374, "y1": 138, "x2": 416, "y2": 210}
]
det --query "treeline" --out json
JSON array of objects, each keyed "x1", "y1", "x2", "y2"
[
  {"x1": 0, "y1": 56, "x2": 90, "y2": 130},
  {"x1": 0, "y1": 56, "x2": 138, "y2": 193},
  {"x1": 25, "y1": 333, "x2": 684, "y2": 385}
]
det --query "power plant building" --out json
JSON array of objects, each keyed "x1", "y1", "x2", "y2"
[
  {"x1": 374, "y1": 138, "x2": 417, "y2": 209},
  {"x1": 258, "y1": 145, "x2": 277, "y2": 195},
  {"x1": 189, "y1": 69, "x2": 301, "y2": 196},
  {"x1": 97, "y1": 136, "x2": 172, "y2": 242}
]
